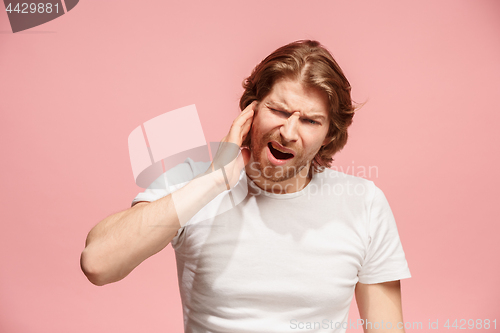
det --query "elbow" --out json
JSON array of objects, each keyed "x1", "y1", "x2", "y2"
[{"x1": 80, "y1": 248, "x2": 107, "y2": 286}]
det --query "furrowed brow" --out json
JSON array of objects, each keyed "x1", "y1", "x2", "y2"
[
  {"x1": 306, "y1": 114, "x2": 327, "y2": 121},
  {"x1": 268, "y1": 100, "x2": 326, "y2": 122},
  {"x1": 267, "y1": 101, "x2": 290, "y2": 111}
]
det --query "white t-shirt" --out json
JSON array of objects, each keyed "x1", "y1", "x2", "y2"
[{"x1": 132, "y1": 158, "x2": 411, "y2": 333}]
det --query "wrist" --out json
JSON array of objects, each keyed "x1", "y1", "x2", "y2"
[{"x1": 201, "y1": 168, "x2": 229, "y2": 195}]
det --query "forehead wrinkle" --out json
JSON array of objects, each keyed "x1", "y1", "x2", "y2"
[{"x1": 267, "y1": 100, "x2": 290, "y2": 111}]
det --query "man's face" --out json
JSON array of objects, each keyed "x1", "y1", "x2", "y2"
[{"x1": 248, "y1": 78, "x2": 330, "y2": 185}]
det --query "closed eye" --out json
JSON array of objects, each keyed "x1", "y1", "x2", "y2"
[
  {"x1": 270, "y1": 108, "x2": 288, "y2": 117},
  {"x1": 271, "y1": 108, "x2": 320, "y2": 125}
]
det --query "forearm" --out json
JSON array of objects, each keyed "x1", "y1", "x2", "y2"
[{"x1": 81, "y1": 170, "x2": 226, "y2": 286}]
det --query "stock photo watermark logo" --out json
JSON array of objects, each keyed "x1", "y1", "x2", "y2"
[
  {"x1": 128, "y1": 105, "x2": 246, "y2": 225},
  {"x1": 3, "y1": 0, "x2": 79, "y2": 33}
]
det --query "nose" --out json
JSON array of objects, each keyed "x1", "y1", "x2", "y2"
[{"x1": 279, "y1": 113, "x2": 300, "y2": 143}]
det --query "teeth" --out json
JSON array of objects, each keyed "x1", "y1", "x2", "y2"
[{"x1": 271, "y1": 142, "x2": 291, "y2": 155}]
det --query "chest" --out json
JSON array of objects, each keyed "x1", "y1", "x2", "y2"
[{"x1": 176, "y1": 195, "x2": 368, "y2": 311}]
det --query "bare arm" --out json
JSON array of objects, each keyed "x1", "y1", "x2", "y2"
[
  {"x1": 80, "y1": 171, "x2": 225, "y2": 286},
  {"x1": 80, "y1": 101, "x2": 256, "y2": 286},
  {"x1": 355, "y1": 280, "x2": 406, "y2": 333}
]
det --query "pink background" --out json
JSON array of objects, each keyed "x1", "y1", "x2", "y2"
[{"x1": 1, "y1": 0, "x2": 499, "y2": 332}]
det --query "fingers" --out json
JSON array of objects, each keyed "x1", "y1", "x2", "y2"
[
  {"x1": 240, "y1": 101, "x2": 257, "y2": 118},
  {"x1": 227, "y1": 101, "x2": 257, "y2": 146},
  {"x1": 233, "y1": 101, "x2": 256, "y2": 126},
  {"x1": 208, "y1": 102, "x2": 257, "y2": 183},
  {"x1": 243, "y1": 100, "x2": 257, "y2": 112},
  {"x1": 240, "y1": 113, "x2": 253, "y2": 143}
]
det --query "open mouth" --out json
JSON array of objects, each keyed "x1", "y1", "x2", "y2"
[{"x1": 268, "y1": 142, "x2": 294, "y2": 160}]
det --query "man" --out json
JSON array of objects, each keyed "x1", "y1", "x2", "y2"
[{"x1": 81, "y1": 40, "x2": 411, "y2": 333}]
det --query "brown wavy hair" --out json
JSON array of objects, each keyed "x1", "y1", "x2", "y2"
[{"x1": 240, "y1": 40, "x2": 362, "y2": 173}]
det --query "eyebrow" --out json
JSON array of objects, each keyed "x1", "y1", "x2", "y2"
[{"x1": 267, "y1": 101, "x2": 327, "y2": 122}]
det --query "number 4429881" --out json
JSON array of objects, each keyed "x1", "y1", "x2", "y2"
[
  {"x1": 5, "y1": 3, "x2": 60, "y2": 14},
  {"x1": 444, "y1": 319, "x2": 496, "y2": 330}
]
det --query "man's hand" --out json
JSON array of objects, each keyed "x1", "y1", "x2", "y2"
[{"x1": 205, "y1": 101, "x2": 256, "y2": 189}]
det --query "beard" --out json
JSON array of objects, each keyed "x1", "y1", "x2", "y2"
[{"x1": 249, "y1": 130, "x2": 313, "y2": 183}]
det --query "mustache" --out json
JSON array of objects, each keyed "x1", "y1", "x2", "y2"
[
  {"x1": 247, "y1": 128, "x2": 299, "y2": 152},
  {"x1": 263, "y1": 136, "x2": 297, "y2": 152}
]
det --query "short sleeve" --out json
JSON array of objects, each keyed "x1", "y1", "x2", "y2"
[{"x1": 357, "y1": 186, "x2": 411, "y2": 284}]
